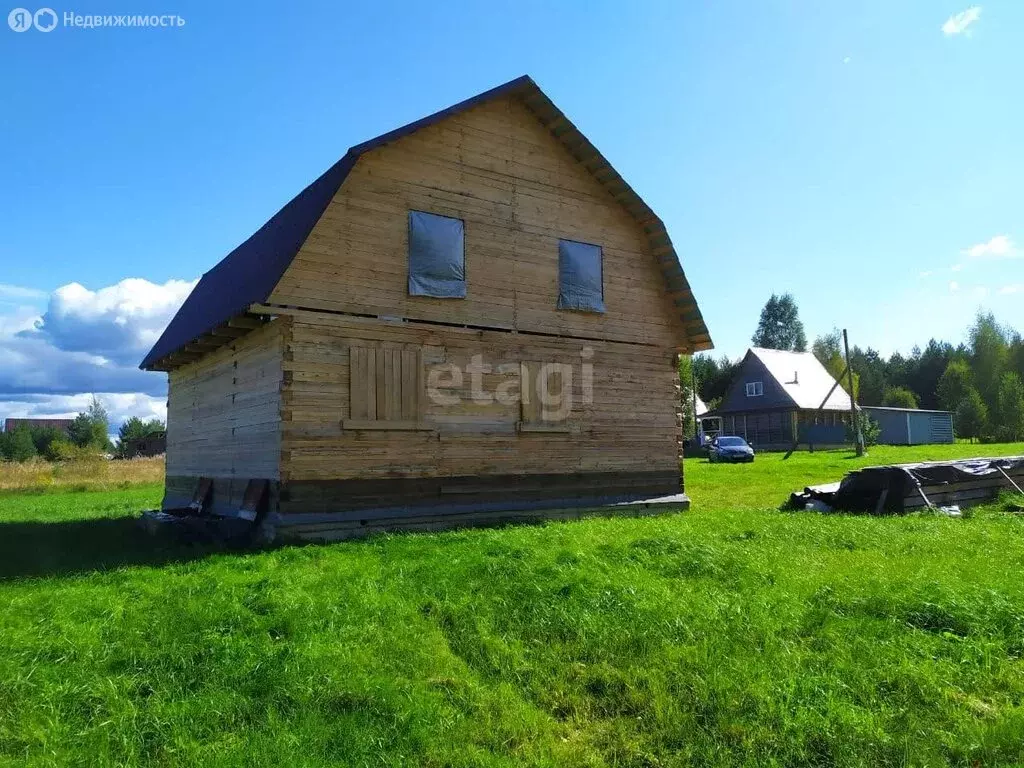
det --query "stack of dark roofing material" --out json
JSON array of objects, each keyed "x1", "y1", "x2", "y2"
[{"x1": 790, "y1": 456, "x2": 1024, "y2": 514}]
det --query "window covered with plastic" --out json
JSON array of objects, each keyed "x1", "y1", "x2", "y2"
[
  {"x1": 408, "y1": 211, "x2": 466, "y2": 298},
  {"x1": 557, "y1": 239, "x2": 605, "y2": 313}
]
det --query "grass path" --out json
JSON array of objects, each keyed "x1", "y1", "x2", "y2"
[{"x1": 1, "y1": 443, "x2": 1023, "y2": 766}]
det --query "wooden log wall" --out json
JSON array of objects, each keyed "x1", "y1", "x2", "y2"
[
  {"x1": 278, "y1": 310, "x2": 682, "y2": 513},
  {"x1": 267, "y1": 95, "x2": 685, "y2": 349},
  {"x1": 165, "y1": 320, "x2": 284, "y2": 494}
]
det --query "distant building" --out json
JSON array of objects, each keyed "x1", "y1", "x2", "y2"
[
  {"x1": 2, "y1": 418, "x2": 74, "y2": 434},
  {"x1": 120, "y1": 431, "x2": 167, "y2": 458},
  {"x1": 860, "y1": 406, "x2": 954, "y2": 446},
  {"x1": 710, "y1": 348, "x2": 853, "y2": 449},
  {"x1": 709, "y1": 348, "x2": 954, "y2": 449}
]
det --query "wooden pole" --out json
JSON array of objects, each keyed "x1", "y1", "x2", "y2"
[
  {"x1": 843, "y1": 329, "x2": 864, "y2": 456},
  {"x1": 691, "y1": 361, "x2": 699, "y2": 441},
  {"x1": 816, "y1": 365, "x2": 848, "y2": 411}
]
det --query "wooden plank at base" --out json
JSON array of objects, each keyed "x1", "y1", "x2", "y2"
[
  {"x1": 238, "y1": 479, "x2": 269, "y2": 522},
  {"x1": 274, "y1": 493, "x2": 690, "y2": 542},
  {"x1": 189, "y1": 477, "x2": 212, "y2": 514}
]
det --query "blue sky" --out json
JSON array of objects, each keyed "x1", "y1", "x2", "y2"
[{"x1": 0, "y1": 1, "x2": 1021, "y2": 425}]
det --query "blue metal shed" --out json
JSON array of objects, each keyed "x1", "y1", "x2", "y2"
[{"x1": 860, "y1": 406, "x2": 954, "y2": 445}]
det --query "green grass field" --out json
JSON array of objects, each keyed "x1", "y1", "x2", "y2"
[{"x1": 2, "y1": 443, "x2": 1024, "y2": 767}]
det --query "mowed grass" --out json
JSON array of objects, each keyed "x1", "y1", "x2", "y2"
[{"x1": 1, "y1": 445, "x2": 1024, "y2": 766}]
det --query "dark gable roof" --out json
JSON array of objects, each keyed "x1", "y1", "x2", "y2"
[
  {"x1": 141, "y1": 76, "x2": 711, "y2": 370},
  {"x1": 139, "y1": 155, "x2": 355, "y2": 370}
]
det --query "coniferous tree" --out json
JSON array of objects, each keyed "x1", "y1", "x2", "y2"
[
  {"x1": 68, "y1": 396, "x2": 112, "y2": 451},
  {"x1": 0, "y1": 427, "x2": 37, "y2": 462}
]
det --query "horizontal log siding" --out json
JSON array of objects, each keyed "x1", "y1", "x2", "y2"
[
  {"x1": 268, "y1": 95, "x2": 682, "y2": 348},
  {"x1": 165, "y1": 320, "x2": 284, "y2": 481},
  {"x1": 280, "y1": 312, "x2": 682, "y2": 498}
]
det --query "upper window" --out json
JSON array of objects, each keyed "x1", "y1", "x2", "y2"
[
  {"x1": 745, "y1": 381, "x2": 764, "y2": 397},
  {"x1": 408, "y1": 211, "x2": 466, "y2": 298},
  {"x1": 557, "y1": 239, "x2": 605, "y2": 313}
]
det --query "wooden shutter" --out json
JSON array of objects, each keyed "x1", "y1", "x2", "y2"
[
  {"x1": 520, "y1": 361, "x2": 543, "y2": 424},
  {"x1": 518, "y1": 360, "x2": 571, "y2": 433},
  {"x1": 349, "y1": 346, "x2": 377, "y2": 421},
  {"x1": 400, "y1": 348, "x2": 423, "y2": 420},
  {"x1": 347, "y1": 345, "x2": 427, "y2": 430}
]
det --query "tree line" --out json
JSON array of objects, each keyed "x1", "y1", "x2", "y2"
[
  {"x1": 0, "y1": 397, "x2": 166, "y2": 462},
  {"x1": 685, "y1": 294, "x2": 1024, "y2": 443}
]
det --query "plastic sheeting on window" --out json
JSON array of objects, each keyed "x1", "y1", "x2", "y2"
[
  {"x1": 408, "y1": 211, "x2": 466, "y2": 298},
  {"x1": 557, "y1": 239, "x2": 605, "y2": 313}
]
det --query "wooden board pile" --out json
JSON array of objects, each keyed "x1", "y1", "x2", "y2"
[{"x1": 790, "y1": 456, "x2": 1024, "y2": 514}]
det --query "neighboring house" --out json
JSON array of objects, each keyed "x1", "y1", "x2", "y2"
[
  {"x1": 2, "y1": 418, "x2": 74, "y2": 434},
  {"x1": 121, "y1": 431, "x2": 167, "y2": 458},
  {"x1": 712, "y1": 348, "x2": 853, "y2": 449},
  {"x1": 140, "y1": 75, "x2": 712, "y2": 538},
  {"x1": 712, "y1": 348, "x2": 956, "y2": 449}
]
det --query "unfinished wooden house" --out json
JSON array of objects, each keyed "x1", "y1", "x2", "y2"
[{"x1": 140, "y1": 76, "x2": 712, "y2": 539}]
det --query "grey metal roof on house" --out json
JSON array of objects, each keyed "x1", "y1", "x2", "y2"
[
  {"x1": 860, "y1": 406, "x2": 953, "y2": 415},
  {"x1": 140, "y1": 75, "x2": 711, "y2": 371},
  {"x1": 694, "y1": 394, "x2": 709, "y2": 416},
  {"x1": 748, "y1": 348, "x2": 853, "y2": 411}
]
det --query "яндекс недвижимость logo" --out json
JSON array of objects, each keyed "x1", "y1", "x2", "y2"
[
  {"x1": 8, "y1": 7, "x2": 56, "y2": 31},
  {"x1": 7, "y1": 8, "x2": 184, "y2": 31}
]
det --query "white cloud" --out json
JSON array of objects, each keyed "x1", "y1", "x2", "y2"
[
  {"x1": 963, "y1": 234, "x2": 1017, "y2": 260},
  {"x1": 0, "y1": 276, "x2": 195, "y2": 430},
  {"x1": 919, "y1": 270, "x2": 933, "y2": 278},
  {"x1": 0, "y1": 333, "x2": 161, "y2": 396},
  {"x1": 842, "y1": 56, "x2": 852, "y2": 65},
  {"x1": 999, "y1": 284, "x2": 1024, "y2": 296},
  {"x1": 0, "y1": 393, "x2": 167, "y2": 430},
  {"x1": 0, "y1": 283, "x2": 46, "y2": 301},
  {"x1": 0, "y1": 305, "x2": 41, "y2": 337},
  {"x1": 942, "y1": 6, "x2": 981, "y2": 36},
  {"x1": 950, "y1": 263, "x2": 963, "y2": 272},
  {"x1": 25, "y1": 278, "x2": 197, "y2": 365},
  {"x1": 949, "y1": 281, "x2": 960, "y2": 293}
]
